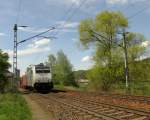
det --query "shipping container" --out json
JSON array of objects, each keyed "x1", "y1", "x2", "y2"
[{"x1": 20, "y1": 75, "x2": 27, "y2": 89}]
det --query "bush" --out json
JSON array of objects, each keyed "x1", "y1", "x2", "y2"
[
  {"x1": 0, "y1": 50, "x2": 10, "y2": 93},
  {"x1": 87, "y1": 66, "x2": 114, "y2": 91}
]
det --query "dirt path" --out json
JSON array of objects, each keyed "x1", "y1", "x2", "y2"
[{"x1": 24, "y1": 94, "x2": 55, "y2": 120}]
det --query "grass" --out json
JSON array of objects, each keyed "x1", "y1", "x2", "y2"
[
  {"x1": 0, "y1": 93, "x2": 32, "y2": 120},
  {"x1": 54, "y1": 82, "x2": 150, "y2": 96},
  {"x1": 112, "y1": 81, "x2": 150, "y2": 96}
]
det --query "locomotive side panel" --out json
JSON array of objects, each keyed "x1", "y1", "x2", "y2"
[{"x1": 26, "y1": 66, "x2": 34, "y2": 89}]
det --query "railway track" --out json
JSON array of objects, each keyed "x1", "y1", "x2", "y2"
[
  {"x1": 31, "y1": 92, "x2": 150, "y2": 120},
  {"x1": 94, "y1": 93, "x2": 150, "y2": 103},
  {"x1": 52, "y1": 89, "x2": 150, "y2": 112},
  {"x1": 56, "y1": 89, "x2": 150, "y2": 104}
]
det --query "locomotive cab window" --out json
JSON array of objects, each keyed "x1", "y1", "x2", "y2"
[{"x1": 36, "y1": 69, "x2": 50, "y2": 73}]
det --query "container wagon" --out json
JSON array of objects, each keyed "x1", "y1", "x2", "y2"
[
  {"x1": 20, "y1": 75, "x2": 27, "y2": 89},
  {"x1": 26, "y1": 63, "x2": 53, "y2": 92}
]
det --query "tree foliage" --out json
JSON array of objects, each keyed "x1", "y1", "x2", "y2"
[
  {"x1": 47, "y1": 54, "x2": 57, "y2": 82},
  {"x1": 0, "y1": 50, "x2": 10, "y2": 92},
  {"x1": 79, "y1": 11, "x2": 128, "y2": 91},
  {"x1": 79, "y1": 11, "x2": 147, "y2": 92},
  {"x1": 126, "y1": 33, "x2": 146, "y2": 84},
  {"x1": 79, "y1": 11, "x2": 128, "y2": 48},
  {"x1": 47, "y1": 50, "x2": 77, "y2": 87},
  {"x1": 125, "y1": 33, "x2": 145, "y2": 61}
]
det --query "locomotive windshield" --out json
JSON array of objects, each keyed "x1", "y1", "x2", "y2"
[
  {"x1": 35, "y1": 64, "x2": 50, "y2": 73},
  {"x1": 36, "y1": 69, "x2": 50, "y2": 73}
]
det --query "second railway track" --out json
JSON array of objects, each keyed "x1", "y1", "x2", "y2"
[{"x1": 30, "y1": 91, "x2": 150, "y2": 120}]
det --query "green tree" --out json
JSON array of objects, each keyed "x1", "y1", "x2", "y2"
[
  {"x1": 126, "y1": 33, "x2": 145, "y2": 61},
  {"x1": 48, "y1": 51, "x2": 77, "y2": 87},
  {"x1": 56, "y1": 50, "x2": 77, "y2": 86},
  {"x1": 0, "y1": 50, "x2": 10, "y2": 93},
  {"x1": 48, "y1": 54, "x2": 56, "y2": 68},
  {"x1": 47, "y1": 54, "x2": 57, "y2": 83},
  {"x1": 125, "y1": 33, "x2": 149, "y2": 95},
  {"x1": 79, "y1": 11, "x2": 128, "y2": 91}
]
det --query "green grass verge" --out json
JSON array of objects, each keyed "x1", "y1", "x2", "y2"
[
  {"x1": 112, "y1": 81, "x2": 150, "y2": 96},
  {"x1": 0, "y1": 93, "x2": 32, "y2": 120},
  {"x1": 55, "y1": 82, "x2": 150, "y2": 96}
]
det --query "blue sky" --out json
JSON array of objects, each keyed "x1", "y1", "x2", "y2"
[{"x1": 0, "y1": 0, "x2": 150, "y2": 74}]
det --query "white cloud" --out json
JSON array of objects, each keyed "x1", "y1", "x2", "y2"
[
  {"x1": 46, "y1": 0, "x2": 97, "y2": 16},
  {"x1": 47, "y1": 0, "x2": 81, "y2": 6},
  {"x1": 5, "y1": 47, "x2": 50, "y2": 57},
  {"x1": 136, "y1": 53, "x2": 150, "y2": 61},
  {"x1": 28, "y1": 38, "x2": 51, "y2": 48},
  {"x1": 0, "y1": 33, "x2": 6, "y2": 36},
  {"x1": 64, "y1": 0, "x2": 97, "y2": 6},
  {"x1": 141, "y1": 41, "x2": 150, "y2": 47},
  {"x1": 72, "y1": 38, "x2": 78, "y2": 42},
  {"x1": 53, "y1": 21, "x2": 78, "y2": 34},
  {"x1": 47, "y1": 0, "x2": 96, "y2": 7},
  {"x1": 107, "y1": 0, "x2": 128, "y2": 4},
  {"x1": 74, "y1": 63, "x2": 93, "y2": 70},
  {"x1": 69, "y1": 0, "x2": 80, "y2": 6},
  {"x1": 47, "y1": 21, "x2": 78, "y2": 34},
  {"x1": 5, "y1": 38, "x2": 51, "y2": 57},
  {"x1": 81, "y1": 56, "x2": 92, "y2": 62},
  {"x1": 106, "y1": 0, "x2": 148, "y2": 5},
  {"x1": 19, "y1": 21, "x2": 78, "y2": 34},
  {"x1": 18, "y1": 27, "x2": 54, "y2": 33},
  {"x1": 56, "y1": 21, "x2": 79, "y2": 29}
]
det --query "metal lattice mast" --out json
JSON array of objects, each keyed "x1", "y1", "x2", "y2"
[
  {"x1": 13, "y1": 24, "x2": 18, "y2": 91},
  {"x1": 12, "y1": 24, "x2": 55, "y2": 91}
]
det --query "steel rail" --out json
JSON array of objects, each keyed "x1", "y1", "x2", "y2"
[{"x1": 38, "y1": 93, "x2": 150, "y2": 120}]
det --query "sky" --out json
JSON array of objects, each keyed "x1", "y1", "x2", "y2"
[{"x1": 0, "y1": 0, "x2": 150, "y2": 75}]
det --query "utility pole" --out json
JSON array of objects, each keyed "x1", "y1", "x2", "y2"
[
  {"x1": 13, "y1": 24, "x2": 18, "y2": 92},
  {"x1": 122, "y1": 29, "x2": 130, "y2": 93},
  {"x1": 90, "y1": 29, "x2": 130, "y2": 93}
]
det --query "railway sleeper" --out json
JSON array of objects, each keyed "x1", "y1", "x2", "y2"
[{"x1": 131, "y1": 116, "x2": 148, "y2": 120}]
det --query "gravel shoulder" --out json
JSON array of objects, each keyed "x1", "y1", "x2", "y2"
[{"x1": 24, "y1": 94, "x2": 55, "y2": 120}]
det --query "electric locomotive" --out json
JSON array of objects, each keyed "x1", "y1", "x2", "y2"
[{"x1": 26, "y1": 63, "x2": 53, "y2": 92}]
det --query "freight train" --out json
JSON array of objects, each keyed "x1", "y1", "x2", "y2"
[{"x1": 20, "y1": 63, "x2": 53, "y2": 92}]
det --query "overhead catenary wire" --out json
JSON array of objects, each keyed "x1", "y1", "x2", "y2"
[
  {"x1": 18, "y1": 0, "x2": 150, "y2": 44},
  {"x1": 128, "y1": 1, "x2": 150, "y2": 20},
  {"x1": 18, "y1": 0, "x2": 88, "y2": 48},
  {"x1": 28, "y1": 0, "x2": 90, "y2": 64},
  {"x1": 52, "y1": 0, "x2": 88, "y2": 37},
  {"x1": 32, "y1": 3, "x2": 78, "y2": 40},
  {"x1": 104, "y1": 0, "x2": 150, "y2": 21},
  {"x1": 17, "y1": 0, "x2": 82, "y2": 44},
  {"x1": 56, "y1": 1, "x2": 77, "y2": 23},
  {"x1": 20, "y1": 0, "x2": 150, "y2": 59},
  {"x1": 17, "y1": 27, "x2": 55, "y2": 44},
  {"x1": 121, "y1": 0, "x2": 149, "y2": 13},
  {"x1": 25, "y1": 0, "x2": 84, "y2": 65},
  {"x1": 54, "y1": 0, "x2": 150, "y2": 37},
  {"x1": 30, "y1": 0, "x2": 80, "y2": 37}
]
